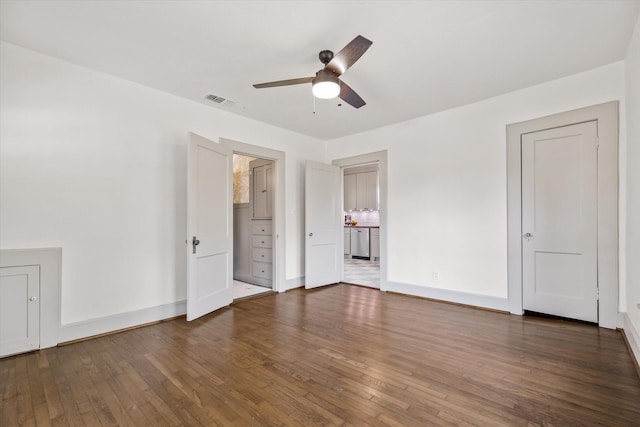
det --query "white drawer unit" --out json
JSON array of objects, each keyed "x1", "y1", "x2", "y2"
[
  {"x1": 252, "y1": 247, "x2": 272, "y2": 263},
  {"x1": 252, "y1": 262, "x2": 272, "y2": 280},
  {"x1": 252, "y1": 235, "x2": 273, "y2": 248},
  {"x1": 252, "y1": 222, "x2": 272, "y2": 235},
  {"x1": 250, "y1": 219, "x2": 273, "y2": 287}
]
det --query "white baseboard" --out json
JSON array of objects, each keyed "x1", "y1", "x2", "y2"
[
  {"x1": 622, "y1": 312, "x2": 640, "y2": 368},
  {"x1": 58, "y1": 300, "x2": 186, "y2": 344},
  {"x1": 386, "y1": 281, "x2": 510, "y2": 312},
  {"x1": 617, "y1": 312, "x2": 625, "y2": 329},
  {"x1": 285, "y1": 276, "x2": 305, "y2": 291}
]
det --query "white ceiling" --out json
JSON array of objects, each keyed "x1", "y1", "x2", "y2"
[{"x1": 1, "y1": 1, "x2": 639, "y2": 140}]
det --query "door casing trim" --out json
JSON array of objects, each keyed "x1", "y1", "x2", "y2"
[{"x1": 506, "y1": 101, "x2": 619, "y2": 328}]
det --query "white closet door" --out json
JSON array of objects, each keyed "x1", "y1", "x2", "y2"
[
  {"x1": 1, "y1": 265, "x2": 40, "y2": 357},
  {"x1": 521, "y1": 121, "x2": 598, "y2": 322}
]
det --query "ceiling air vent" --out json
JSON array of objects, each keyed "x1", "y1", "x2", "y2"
[{"x1": 205, "y1": 94, "x2": 235, "y2": 107}]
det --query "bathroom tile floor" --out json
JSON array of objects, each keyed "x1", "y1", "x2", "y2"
[
  {"x1": 233, "y1": 280, "x2": 272, "y2": 299},
  {"x1": 343, "y1": 258, "x2": 380, "y2": 288}
]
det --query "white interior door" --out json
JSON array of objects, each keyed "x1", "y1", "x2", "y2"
[
  {"x1": 1, "y1": 265, "x2": 40, "y2": 357},
  {"x1": 305, "y1": 161, "x2": 341, "y2": 289},
  {"x1": 522, "y1": 121, "x2": 598, "y2": 322},
  {"x1": 187, "y1": 133, "x2": 233, "y2": 321}
]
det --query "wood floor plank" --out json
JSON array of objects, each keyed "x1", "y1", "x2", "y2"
[{"x1": 2, "y1": 284, "x2": 640, "y2": 426}]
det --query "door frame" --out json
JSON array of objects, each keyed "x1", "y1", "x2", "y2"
[
  {"x1": 221, "y1": 138, "x2": 285, "y2": 292},
  {"x1": 506, "y1": 101, "x2": 618, "y2": 328},
  {"x1": 332, "y1": 150, "x2": 388, "y2": 291}
]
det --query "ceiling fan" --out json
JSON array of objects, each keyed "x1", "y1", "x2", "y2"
[{"x1": 253, "y1": 35, "x2": 373, "y2": 109}]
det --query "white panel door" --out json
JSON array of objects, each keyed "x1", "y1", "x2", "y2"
[
  {"x1": 305, "y1": 161, "x2": 341, "y2": 289},
  {"x1": 1, "y1": 265, "x2": 39, "y2": 357},
  {"x1": 187, "y1": 133, "x2": 233, "y2": 321},
  {"x1": 522, "y1": 121, "x2": 598, "y2": 322}
]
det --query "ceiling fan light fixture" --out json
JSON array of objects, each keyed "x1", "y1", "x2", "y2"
[{"x1": 312, "y1": 70, "x2": 340, "y2": 99}]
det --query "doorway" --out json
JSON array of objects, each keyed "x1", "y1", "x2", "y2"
[
  {"x1": 506, "y1": 102, "x2": 619, "y2": 328},
  {"x1": 232, "y1": 154, "x2": 274, "y2": 299},
  {"x1": 342, "y1": 163, "x2": 380, "y2": 288},
  {"x1": 333, "y1": 151, "x2": 388, "y2": 291},
  {"x1": 221, "y1": 138, "x2": 286, "y2": 299}
]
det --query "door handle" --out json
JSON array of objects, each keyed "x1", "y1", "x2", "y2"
[
  {"x1": 523, "y1": 232, "x2": 533, "y2": 241},
  {"x1": 309, "y1": 232, "x2": 313, "y2": 237},
  {"x1": 192, "y1": 236, "x2": 200, "y2": 254}
]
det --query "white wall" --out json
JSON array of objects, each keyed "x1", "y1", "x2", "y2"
[
  {"x1": 327, "y1": 62, "x2": 626, "y2": 305},
  {"x1": 0, "y1": 42, "x2": 324, "y2": 325},
  {"x1": 624, "y1": 16, "x2": 640, "y2": 353},
  {"x1": 1, "y1": 35, "x2": 634, "y2": 341}
]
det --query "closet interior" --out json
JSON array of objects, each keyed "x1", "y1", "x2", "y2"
[{"x1": 233, "y1": 155, "x2": 274, "y2": 292}]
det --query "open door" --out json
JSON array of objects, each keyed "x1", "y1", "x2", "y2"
[
  {"x1": 305, "y1": 161, "x2": 342, "y2": 289},
  {"x1": 186, "y1": 133, "x2": 233, "y2": 321}
]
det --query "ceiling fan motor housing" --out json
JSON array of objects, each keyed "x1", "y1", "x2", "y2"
[{"x1": 319, "y1": 50, "x2": 334, "y2": 64}]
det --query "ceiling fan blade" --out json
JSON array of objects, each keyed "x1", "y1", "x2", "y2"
[
  {"x1": 339, "y1": 80, "x2": 366, "y2": 109},
  {"x1": 325, "y1": 35, "x2": 373, "y2": 76},
  {"x1": 253, "y1": 76, "x2": 314, "y2": 89}
]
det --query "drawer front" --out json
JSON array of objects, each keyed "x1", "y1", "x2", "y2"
[
  {"x1": 252, "y1": 247, "x2": 272, "y2": 263},
  {"x1": 252, "y1": 221, "x2": 272, "y2": 235},
  {"x1": 252, "y1": 235, "x2": 273, "y2": 248},
  {"x1": 370, "y1": 228, "x2": 380, "y2": 237},
  {"x1": 252, "y1": 262, "x2": 272, "y2": 279}
]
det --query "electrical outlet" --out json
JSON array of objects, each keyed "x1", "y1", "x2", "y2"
[{"x1": 432, "y1": 271, "x2": 439, "y2": 281}]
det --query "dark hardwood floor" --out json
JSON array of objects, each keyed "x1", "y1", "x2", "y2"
[{"x1": 2, "y1": 284, "x2": 640, "y2": 426}]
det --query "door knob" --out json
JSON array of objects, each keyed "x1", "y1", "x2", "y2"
[
  {"x1": 29, "y1": 296, "x2": 37, "y2": 302},
  {"x1": 309, "y1": 232, "x2": 313, "y2": 237},
  {"x1": 524, "y1": 233, "x2": 532, "y2": 238},
  {"x1": 192, "y1": 236, "x2": 200, "y2": 254}
]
